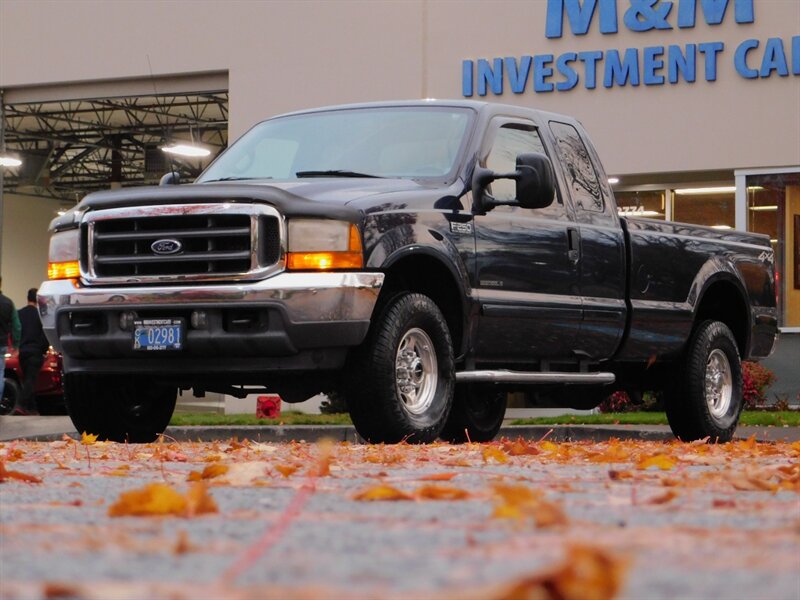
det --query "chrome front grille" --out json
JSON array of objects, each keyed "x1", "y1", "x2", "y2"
[{"x1": 82, "y1": 203, "x2": 283, "y2": 284}]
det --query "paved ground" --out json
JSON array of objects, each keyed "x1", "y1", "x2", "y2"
[{"x1": 1, "y1": 435, "x2": 799, "y2": 599}]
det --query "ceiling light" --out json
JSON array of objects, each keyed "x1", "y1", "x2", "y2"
[
  {"x1": 748, "y1": 205, "x2": 778, "y2": 211},
  {"x1": 0, "y1": 155, "x2": 22, "y2": 168},
  {"x1": 161, "y1": 144, "x2": 211, "y2": 158},
  {"x1": 674, "y1": 186, "x2": 736, "y2": 195},
  {"x1": 607, "y1": 177, "x2": 619, "y2": 184},
  {"x1": 711, "y1": 225, "x2": 732, "y2": 230}
]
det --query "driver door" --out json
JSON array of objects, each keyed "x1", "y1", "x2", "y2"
[{"x1": 472, "y1": 119, "x2": 582, "y2": 364}]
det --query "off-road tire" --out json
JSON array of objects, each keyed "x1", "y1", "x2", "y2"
[
  {"x1": 665, "y1": 320, "x2": 743, "y2": 442},
  {"x1": 439, "y1": 383, "x2": 507, "y2": 443},
  {"x1": 64, "y1": 374, "x2": 177, "y2": 443},
  {"x1": 345, "y1": 292, "x2": 455, "y2": 444}
]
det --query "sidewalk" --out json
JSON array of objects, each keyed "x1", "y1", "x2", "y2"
[{"x1": 2, "y1": 415, "x2": 799, "y2": 443}]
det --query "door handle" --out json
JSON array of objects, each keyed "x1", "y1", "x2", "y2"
[{"x1": 567, "y1": 228, "x2": 580, "y2": 263}]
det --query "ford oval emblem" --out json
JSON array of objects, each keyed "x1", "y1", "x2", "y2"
[{"x1": 151, "y1": 239, "x2": 183, "y2": 255}]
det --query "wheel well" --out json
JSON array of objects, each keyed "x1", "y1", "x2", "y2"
[
  {"x1": 695, "y1": 280, "x2": 749, "y2": 357},
  {"x1": 380, "y1": 255, "x2": 465, "y2": 355}
]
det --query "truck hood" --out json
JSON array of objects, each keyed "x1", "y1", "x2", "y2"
[{"x1": 53, "y1": 178, "x2": 436, "y2": 231}]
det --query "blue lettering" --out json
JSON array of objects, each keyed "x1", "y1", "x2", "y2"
[
  {"x1": 668, "y1": 44, "x2": 697, "y2": 83},
  {"x1": 556, "y1": 52, "x2": 580, "y2": 90},
  {"x1": 624, "y1": 0, "x2": 673, "y2": 32},
  {"x1": 604, "y1": 48, "x2": 640, "y2": 87},
  {"x1": 734, "y1": 39, "x2": 759, "y2": 78},
  {"x1": 534, "y1": 54, "x2": 555, "y2": 92},
  {"x1": 760, "y1": 38, "x2": 790, "y2": 77},
  {"x1": 698, "y1": 41, "x2": 723, "y2": 81},
  {"x1": 545, "y1": 0, "x2": 618, "y2": 38},
  {"x1": 677, "y1": 0, "x2": 754, "y2": 28},
  {"x1": 794, "y1": 36, "x2": 800, "y2": 75},
  {"x1": 505, "y1": 56, "x2": 532, "y2": 93},
  {"x1": 643, "y1": 46, "x2": 665, "y2": 84},
  {"x1": 578, "y1": 50, "x2": 604, "y2": 88},
  {"x1": 462, "y1": 60, "x2": 474, "y2": 97},
  {"x1": 477, "y1": 58, "x2": 503, "y2": 95}
]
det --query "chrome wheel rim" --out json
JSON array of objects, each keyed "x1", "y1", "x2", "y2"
[
  {"x1": 395, "y1": 328, "x2": 437, "y2": 415},
  {"x1": 705, "y1": 349, "x2": 733, "y2": 418}
]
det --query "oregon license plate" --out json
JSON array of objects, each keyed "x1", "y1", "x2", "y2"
[{"x1": 133, "y1": 318, "x2": 184, "y2": 351}]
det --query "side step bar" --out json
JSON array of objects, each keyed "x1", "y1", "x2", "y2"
[{"x1": 455, "y1": 370, "x2": 615, "y2": 385}]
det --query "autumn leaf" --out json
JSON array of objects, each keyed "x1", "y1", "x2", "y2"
[
  {"x1": 419, "y1": 472, "x2": 458, "y2": 482},
  {"x1": 502, "y1": 438, "x2": 540, "y2": 456},
  {"x1": 80, "y1": 432, "x2": 99, "y2": 445},
  {"x1": 353, "y1": 484, "x2": 413, "y2": 501},
  {"x1": 0, "y1": 460, "x2": 42, "y2": 484},
  {"x1": 108, "y1": 482, "x2": 217, "y2": 517},
  {"x1": 491, "y1": 484, "x2": 567, "y2": 527},
  {"x1": 274, "y1": 464, "x2": 299, "y2": 478},
  {"x1": 187, "y1": 462, "x2": 229, "y2": 482},
  {"x1": 636, "y1": 454, "x2": 676, "y2": 471},
  {"x1": 482, "y1": 446, "x2": 509, "y2": 464},
  {"x1": 415, "y1": 484, "x2": 470, "y2": 501},
  {"x1": 645, "y1": 490, "x2": 678, "y2": 505}
]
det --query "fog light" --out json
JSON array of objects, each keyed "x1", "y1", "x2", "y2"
[
  {"x1": 191, "y1": 310, "x2": 208, "y2": 329},
  {"x1": 119, "y1": 311, "x2": 138, "y2": 331}
]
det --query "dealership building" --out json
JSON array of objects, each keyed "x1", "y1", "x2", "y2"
[{"x1": 1, "y1": 0, "x2": 798, "y2": 397}]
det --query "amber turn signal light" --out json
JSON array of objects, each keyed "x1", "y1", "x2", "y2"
[
  {"x1": 48, "y1": 261, "x2": 80, "y2": 280},
  {"x1": 287, "y1": 224, "x2": 364, "y2": 271}
]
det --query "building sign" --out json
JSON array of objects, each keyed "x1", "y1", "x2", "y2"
[{"x1": 462, "y1": 0, "x2": 800, "y2": 96}]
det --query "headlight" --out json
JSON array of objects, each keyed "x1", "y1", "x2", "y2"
[
  {"x1": 47, "y1": 228, "x2": 80, "y2": 280},
  {"x1": 287, "y1": 219, "x2": 363, "y2": 270}
]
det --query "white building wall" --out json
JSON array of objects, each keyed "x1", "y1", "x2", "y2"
[{"x1": 1, "y1": 0, "x2": 798, "y2": 176}]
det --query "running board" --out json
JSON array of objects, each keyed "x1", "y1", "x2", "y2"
[{"x1": 455, "y1": 370, "x2": 615, "y2": 385}]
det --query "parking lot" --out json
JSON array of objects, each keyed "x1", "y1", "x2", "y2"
[{"x1": 2, "y1": 435, "x2": 798, "y2": 599}]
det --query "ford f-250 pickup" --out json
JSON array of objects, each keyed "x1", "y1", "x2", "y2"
[{"x1": 38, "y1": 100, "x2": 778, "y2": 444}]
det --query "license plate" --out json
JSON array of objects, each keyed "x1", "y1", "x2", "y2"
[{"x1": 133, "y1": 318, "x2": 184, "y2": 351}]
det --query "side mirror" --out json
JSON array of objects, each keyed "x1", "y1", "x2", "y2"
[
  {"x1": 471, "y1": 152, "x2": 555, "y2": 213},
  {"x1": 159, "y1": 171, "x2": 180, "y2": 186},
  {"x1": 515, "y1": 153, "x2": 555, "y2": 210}
]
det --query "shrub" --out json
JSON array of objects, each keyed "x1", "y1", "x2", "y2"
[{"x1": 742, "y1": 361, "x2": 776, "y2": 409}]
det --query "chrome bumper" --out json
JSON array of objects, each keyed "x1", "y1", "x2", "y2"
[{"x1": 37, "y1": 272, "x2": 384, "y2": 351}]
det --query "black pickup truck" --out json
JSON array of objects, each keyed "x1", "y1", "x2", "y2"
[{"x1": 38, "y1": 100, "x2": 778, "y2": 444}]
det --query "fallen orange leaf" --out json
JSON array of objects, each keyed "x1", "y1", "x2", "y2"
[
  {"x1": 482, "y1": 446, "x2": 509, "y2": 464},
  {"x1": 636, "y1": 454, "x2": 676, "y2": 471},
  {"x1": 80, "y1": 432, "x2": 99, "y2": 445},
  {"x1": 187, "y1": 462, "x2": 229, "y2": 482},
  {"x1": 108, "y1": 482, "x2": 218, "y2": 517},
  {"x1": 415, "y1": 484, "x2": 470, "y2": 500},
  {"x1": 353, "y1": 484, "x2": 413, "y2": 501},
  {"x1": 0, "y1": 460, "x2": 42, "y2": 484}
]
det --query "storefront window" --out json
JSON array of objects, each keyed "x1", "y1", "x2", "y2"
[
  {"x1": 614, "y1": 190, "x2": 666, "y2": 220},
  {"x1": 747, "y1": 172, "x2": 800, "y2": 328},
  {"x1": 672, "y1": 187, "x2": 735, "y2": 230}
]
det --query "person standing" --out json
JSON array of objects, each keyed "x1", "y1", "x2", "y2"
[
  {"x1": 0, "y1": 276, "x2": 22, "y2": 408},
  {"x1": 17, "y1": 288, "x2": 49, "y2": 415}
]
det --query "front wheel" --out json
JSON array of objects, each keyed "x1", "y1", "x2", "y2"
[
  {"x1": 665, "y1": 320, "x2": 743, "y2": 442},
  {"x1": 439, "y1": 383, "x2": 507, "y2": 443},
  {"x1": 64, "y1": 374, "x2": 177, "y2": 443},
  {"x1": 345, "y1": 293, "x2": 455, "y2": 444}
]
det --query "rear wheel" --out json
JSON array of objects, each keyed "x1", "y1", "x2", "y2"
[
  {"x1": 665, "y1": 320, "x2": 743, "y2": 442},
  {"x1": 64, "y1": 374, "x2": 177, "y2": 442},
  {"x1": 346, "y1": 292, "x2": 455, "y2": 444},
  {"x1": 439, "y1": 383, "x2": 507, "y2": 443}
]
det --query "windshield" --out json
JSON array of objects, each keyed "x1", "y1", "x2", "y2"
[{"x1": 197, "y1": 106, "x2": 474, "y2": 182}]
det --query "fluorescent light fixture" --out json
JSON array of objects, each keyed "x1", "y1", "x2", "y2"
[
  {"x1": 617, "y1": 209, "x2": 663, "y2": 218},
  {"x1": 161, "y1": 143, "x2": 211, "y2": 158},
  {"x1": 711, "y1": 225, "x2": 732, "y2": 230},
  {"x1": 748, "y1": 205, "x2": 778, "y2": 211},
  {"x1": 0, "y1": 155, "x2": 22, "y2": 167},
  {"x1": 608, "y1": 177, "x2": 619, "y2": 184},
  {"x1": 674, "y1": 186, "x2": 736, "y2": 195}
]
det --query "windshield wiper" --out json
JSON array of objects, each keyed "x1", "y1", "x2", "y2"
[
  {"x1": 295, "y1": 170, "x2": 382, "y2": 178},
  {"x1": 202, "y1": 176, "x2": 269, "y2": 182}
]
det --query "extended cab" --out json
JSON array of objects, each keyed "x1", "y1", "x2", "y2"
[{"x1": 38, "y1": 101, "x2": 778, "y2": 443}]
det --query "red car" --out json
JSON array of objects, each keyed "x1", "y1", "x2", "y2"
[{"x1": 1, "y1": 347, "x2": 65, "y2": 415}]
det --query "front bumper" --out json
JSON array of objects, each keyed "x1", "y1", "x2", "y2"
[{"x1": 37, "y1": 272, "x2": 383, "y2": 374}]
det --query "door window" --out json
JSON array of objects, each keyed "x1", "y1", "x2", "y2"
[
  {"x1": 484, "y1": 123, "x2": 567, "y2": 220},
  {"x1": 549, "y1": 121, "x2": 604, "y2": 213}
]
